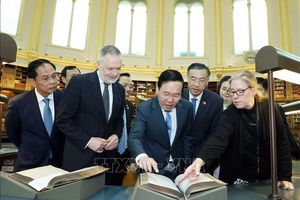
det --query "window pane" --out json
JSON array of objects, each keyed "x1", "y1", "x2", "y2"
[
  {"x1": 0, "y1": 0, "x2": 22, "y2": 35},
  {"x1": 131, "y1": 3, "x2": 147, "y2": 55},
  {"x1": 70, "y1": 0, "x2": 89, "y2": 49},
  {"x1": 190, "y1": 3, "x2": 204, "y2": 56},
  {"x1": 115, "y1": 2, "x2": 132, "y2": 54},
  {"x1": 174, "y1": 4, "x2": 188, "y2": 57},
  {"x1": 52, "y1": 0, "x2": 72, "y2": 46},
  {"x1": 251, "y1": 0, "x2": 268, "y2": 50},
  {"x1": 233, "y1": 0, "x2": 249, "y2": 54}
]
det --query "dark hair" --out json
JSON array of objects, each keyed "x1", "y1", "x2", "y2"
[
  {"x1": 256, "y1": 77, "x2": 268, "y2": 90},
  {"x1": 61, "y1": 66, "x2": 81, "y2": 78},
  {"x1": 27, "y1": 59, "x2": 56, "y2": 79},
  {"x1": 217, "y1": 75, "x2": 231, "y2": 95},
  {"x1": 187, "y1": 63, "x2": 211, "y2": 77},
  {"x1": 117, "y1": 73, "x2": 131, "y2": 82},
  {"x1": 158, "y1": 69, "x2": 184, "y2": 90}
]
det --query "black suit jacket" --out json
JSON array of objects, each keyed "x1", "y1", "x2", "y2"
[
  {"x1": 116, "y1": 99, "x2": 134, "y2": 158},
  {"x1": 125, "y1": 100, "x2": 134, "y2": 134},
  {"x1": 5, "y1": 89, "x2": 65, "y2": 171},
  {"x1": 56, "y1": 71, "x2": 125, "y2": 171},
  {"x1": 128, "y1": 96, "x2": 194, "y2": 179},
  {"x1": 182, "y1": 88, "x2": 223, "y2": 157}
]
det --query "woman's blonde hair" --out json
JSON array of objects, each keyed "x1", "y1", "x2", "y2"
[{"x1": 229, "y1": 70, "x2": 264, "y2": 102}]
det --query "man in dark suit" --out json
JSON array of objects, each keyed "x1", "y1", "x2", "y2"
[
  {"x1": 128, "y1": 69, "x2": 194, "y2": 180},
  {"x1": 182, "y1": 63, "x2": 223, "y2": 173},
  {"x1": 112, "y1": 72, "x2": 134, "y2": 185},
  {"x1": 5, "y1": 59, "x2": 65, "y2": 171},
  {"x1": 56, "y1": 45, "x2": 125, "y2": 185},
  {"x1": 60, "y1": 65, "x2": 81, "y2": 89}
]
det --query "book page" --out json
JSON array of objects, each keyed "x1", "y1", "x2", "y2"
[
  {"x1": 147, "y1": 172, "x2": 180, "y2": 193},
  {"x1": 140, "y1": 173, "x2": 183, "y2": 199},
  {"x1": 9, "y1": 165, "x2": 108, "y2": 191},
  {"x1": 14, "y1": 165, "x2": 69, "y2": 179},
  {"x1": 28, "y1": 172, "x2": 64, "y2": 191},
  {"x1": 71, "y1": 165, "x2": 107, "y2": 177},
  {"x1": 175, "y1": 173, "x2": 227, "y2": 198}
]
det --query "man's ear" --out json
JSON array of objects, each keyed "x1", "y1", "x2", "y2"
[
  {"x1": 61, "y1": 76, "x2": 67, "y2": 84},
  {"x1": 29, "y1": 78, "x2": 36, "y2": 87}
]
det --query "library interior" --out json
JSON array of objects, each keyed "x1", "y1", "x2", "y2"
[{"x1": 0, "y1": 0, "x2": 300, "y2": 200}]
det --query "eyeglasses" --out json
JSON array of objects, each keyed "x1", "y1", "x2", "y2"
[
  {"x1": 122, "y1": 84, "x2": 135, "y2": 90},
  {"x1": 189, "y1": 77, "x2": 207, "y2": 84},
  {"x1": 36, "y1": 74, "x2": 58, "y2": 83},
  {"x1": 161, "y1": 92, "x2": 181, "y2": 100},
  {"x1": 227, "y1": 87, "x2": 251, "y2": 97}
]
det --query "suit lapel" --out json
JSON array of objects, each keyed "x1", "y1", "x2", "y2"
[
  {"x1": 29, "y1": 90, "x2": 50, "y2": 139},
  {"x1": 195, "y1": 90, "x2": 208, "y2": 120},
  {"x1": 152, "y1": 97, "x2": 170, "y2": 143},
  {"x1": 109, "y1": 83, "x2": 122, "y2": 122},
  {"x1": 87, "y1": 72, "x2": 105, "y2": 118},
  {"x1": 173, "y1": 100, "x2": 184, "y2": 143}
]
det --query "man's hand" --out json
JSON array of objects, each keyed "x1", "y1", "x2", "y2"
[
  {"x1": 88, "y1": 137, "x2": 109, "y2": 153},
  {"x1": 176, "y1": 158, "x2": 204, "y2": 185},
  {"x1": 137, "y1": 156, "x2": 159, "y2": 173},
  {"x1": 104, "y1": 134, "x2": 119, "y2": 150},
  {"x1": 277, "y1": 180, "x2": 294, "y2": 190}
]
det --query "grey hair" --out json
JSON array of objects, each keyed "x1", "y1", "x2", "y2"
[{"x1": 98, "y1": 45, "x2": 122, "y2": 62}]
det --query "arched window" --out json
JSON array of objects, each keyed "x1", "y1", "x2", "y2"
[
  {"x1": 51, "y1": 0, "x2": 89, "y2": 49},
  {"x1": 115, "y1": 1, "x2": 147, "y2": 55},
  {"x1": 233, "y1": 0, "x2": 268, "y2": 54},
  {"x1": 174, "y1": 1, "x2": 204, "y2": 57},
  {"x1": 0, "y1": 0, "x2": 22, "y2": 35}
]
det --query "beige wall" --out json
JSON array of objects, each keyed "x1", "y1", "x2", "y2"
[{"x1": 10, "y1": 0, "x2": 300, "y2": 81}]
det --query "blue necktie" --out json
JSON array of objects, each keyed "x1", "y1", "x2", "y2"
[
  {"x1": 103, "y1": 83, "x2": 110, "y2": 121},
  {"x1": 43, "y1": 98, "x2": 52, "y2": 136},
  {"x1": 191, "y1": 98, "x2": 197, "y2": 117},
  {"x1": 118, "y1": 109, "x2": 127, "y2": 155},
  {"x1": 165, "y1": 111, "x2": 172, "y2": 139}
]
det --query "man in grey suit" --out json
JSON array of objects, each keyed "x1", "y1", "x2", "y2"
[
  {"x1": 128, "y1": 69, "x2": 194, "y2": 180},
  {"x1": 182, "y1": 63, "x2": 223, "y2": 174},
  {"x1": 5, "y1": 59, "x2": 65, "y2": 171},
  {"x1": 56, "y1": 45, "x2": 125, "y2": 185}
]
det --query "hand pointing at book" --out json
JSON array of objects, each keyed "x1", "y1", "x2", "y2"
[
  {"x1": 137, "y1": 156, "x2": 159, "y2": 173},
  {"x1": 176, "y1": 158, "x2": 205, "y2": 185}
]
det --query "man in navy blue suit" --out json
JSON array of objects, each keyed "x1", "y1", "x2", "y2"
[
  {"x1": 128, "y1": 69, "x2": 194, "y2": 180},
  {"x1": 5, "y1": 59, "x2": 65, "y2": 171},
  {"x1": 182, "y1": 63, "x2": 223, "y2": 173}
]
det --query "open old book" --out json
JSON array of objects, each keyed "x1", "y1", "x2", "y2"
[
  {"x1": 9, "y1": 165, "x2": 108, "y2": 192},
  {"x1": 139, "y1": 172, "x2": 227, "y2": 200}
]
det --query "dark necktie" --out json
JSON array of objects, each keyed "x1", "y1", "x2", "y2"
[
  {"x1": 165, "y1": 111, "x2": 172, "y2": 139},
  {"x1": 118, "y1": 108, "x2": 127, "y2": 155},
  {"x1": 191, "y1": 98, "x2": 197, "y2": 117},
  {"x1": 43, "y1": 98, "x2": 52, "y2": 136},
  {"x1": 103, "y1": 83, "x2": 109, "y2": 121}
]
